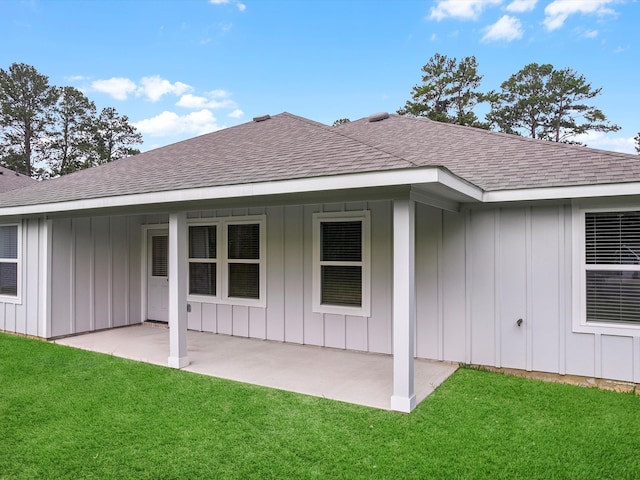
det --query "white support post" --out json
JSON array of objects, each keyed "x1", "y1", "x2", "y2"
[
  {"x1": 391, "y1": 198, "x2": 416, "y2": 413},
  {"x1": 168, "y1": 212, "x2": 189, "y2": 368},
  {"x1": 39, "y1": 218, "x2": 52, "y2": 339}
]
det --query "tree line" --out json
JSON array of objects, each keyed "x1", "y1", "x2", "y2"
[
  {"x1": 0, "y1": 63, "x2": 142, "y2": 179},
  {"x1": 338, "y1": 54, "x2": 639, "y2": 153}
]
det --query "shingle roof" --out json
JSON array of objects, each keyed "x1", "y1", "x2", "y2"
[
  {"x1": 336, "y1": 114, "x2": 640, "y2": 191},
  {"x1": 0, "y1": 166, "x2": 35, "y2": 193},
  {"x1": 0, "y1": 113, "x2": 411, "y2": 208},
  {"x1": 0, "y1": 111, "x2": 637, "y2": 209}
]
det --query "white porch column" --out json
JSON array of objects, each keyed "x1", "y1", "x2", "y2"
[
  {"x1": 390, "y1": 198, "x2": 416, "y2": 413},
  {"x1": 168, "y1": 211, "x2": 189, "y2": 368},
  {"x1": 39, "y1": 218, "x2": 52, "y2": 339}
]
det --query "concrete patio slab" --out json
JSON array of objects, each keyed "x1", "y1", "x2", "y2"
[{"x1": 54, "y1": 324, "x2": 458, "y2": 411}]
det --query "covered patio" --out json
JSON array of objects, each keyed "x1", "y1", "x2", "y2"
[{"x1": 54, "y1": 324, "x2": 458, "y2": 411}]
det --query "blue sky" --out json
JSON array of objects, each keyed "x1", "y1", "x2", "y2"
[{"x1": 2, "y1": 0, "x2": 638, "y2": 153}]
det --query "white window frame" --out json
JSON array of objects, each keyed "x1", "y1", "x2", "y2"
[
  {"x1": 187, "y1": 224, "x2": 217, "y2": 297},
  {"x1": 187, "y1": 215, "x2": 266, "y2": 308},
  {"x1": 0, "y1": 222, "x2": 21, "y2": 304},
  {"x1": 572, "y1": 202, "x2": 640, "y2": 336},
  {"x1": 312, "y1": 211, "x2": 371, "y2": 317}
]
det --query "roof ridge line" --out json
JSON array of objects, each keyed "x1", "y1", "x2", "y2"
[
  {"x1": 330, "y1": 116, "x2": 421, "y2": 168},
  {"x1": 279, "y1": 112, "x2": 421, "y2": 168}
]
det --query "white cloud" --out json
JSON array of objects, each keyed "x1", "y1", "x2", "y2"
[
  {"x1": 505, "y1": 0, "x2": 537, "y2": 12},
  {"x1": 575, "y1": 131, "x2": 637, "y2": 154},
  {"x1": 544, "y1": 0, "x2": 616, "y2": 31},
  {"x1": 228, "y1": 109, "x2": 244, "y2": 119},
  {"x1": 209, "y1": 0, "x2": 246, "y2": 11},
  {"x1": 429, "y1": 0, "x2": 502, "y2": 21},
  {"x1": 208, "y1": 89, "x2": 231, "y2": 98},
  {"x1": 583, "y1": 29, "x2": 599, "y2": 38},
  {"x1": 137, "y1": 76, "x2": 191, "y2": 102},
  {"x1": 134, "y1": 109, "x2": 221, "y2": 137},
  {"x1": 65, "y1": 75, "x2": 86, "y2": 82},
  {"x1": 176, "y1": 93, "x2": 235, "y2": 109},
  {"x1": 482, "y1": 15, "x2": 523, "y2": 41},
  {"x1": 91, "y1": 78, "x2": 137, "y2": 101}
]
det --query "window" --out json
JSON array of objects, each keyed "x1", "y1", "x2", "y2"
[
  {"x1": 189, "y1": 225, "x2": 216, "y2": 296},
  {"x1": 187, "y1": 216, "x2": 265, "y2": 306},
  {"x1": 312, "y1": 212, "x2": 370, "y2": 317},
  {"x1": 151, "y1": 235, "x2": 168, "y2": 277},
  {"x1": 584, "y1": 211, "x2": 640, "y2": 325},
  {"x1": 227, "y1": 223, "x2": 260, "y2": 299},
  {"x1": 574, "y1": 206, "x2": 640, "y2": 335},
  {"x1": 0, "y1": 224, "x2": 19, "y2": 299}
]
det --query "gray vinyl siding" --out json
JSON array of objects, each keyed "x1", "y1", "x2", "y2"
[
  {"x1": 182, "y1": 200, "x2": 393, "y2": 355},
  {"x1": 49, "y1": 215, "x2": 143, "y2": 338},
  {"x1": 3, "y1": 197, "x2": 637, "y2": 385},
  {"x1": 416, "y1": 203, "x2": 640, "y2": 384},
  {"x1": 0, "y1": 218, "x2": 45, "y2": 337}
]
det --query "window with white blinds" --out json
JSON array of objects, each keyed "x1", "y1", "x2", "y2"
[
  {"x1": 584, "y1": 211, "x2": 640, "y2": 325},
  {"x1": 0, "y1": 224, "x2": 19, "y2": 297},
  {"x1": 312, "y1": 212, "x2": 370, "y2": 316},
  {"x1": 187, "y1": 217, "x2": 265, "y2": 305},
  {"x1": 227, "y1": 224, "x2": 260, "y2": 299},
  {"x1": 188, "y1": 225, "x2": 217, "y2": 296},
  {"x1": 320, "y1": 221, "x2": 362, "y2": 307},
  {"x1": 151, "y1": 235, "x2": 168, "y2": 277}
]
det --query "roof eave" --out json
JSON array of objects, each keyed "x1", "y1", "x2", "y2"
[
  {"x1": 483, "y1": 182, "x2": 640, "y2": 203},
  {"x1": 0, "y1": 166, "x2": 484, "y2": 217}
]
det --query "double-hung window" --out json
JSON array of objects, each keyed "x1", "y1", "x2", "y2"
[
  {"x1": 227, "y1": 223, "x2": 260, "y2": 299},
  {"x1": 312, "y1": 211, "x2": 370, "y2": 317},
  {"x1": 0, "y1": 224, "x2": 19, "y2": 300},
  {"x1": 575, "y1": 207, "x2": 640, "y2": 334},
  {"x1": 188, "y1": 216, "x2": 265, "y2": 306},
  {"x1": 189, "y1": 225, "x2": 217, "y2": 296}
]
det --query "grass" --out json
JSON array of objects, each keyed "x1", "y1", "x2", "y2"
[{"x1": 1, "y1": 333, "x2": 639, "y2": 479}]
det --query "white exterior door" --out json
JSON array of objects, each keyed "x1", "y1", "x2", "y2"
[{"x1": 147, "y1": 230, "x2": 169, "y2": 322}]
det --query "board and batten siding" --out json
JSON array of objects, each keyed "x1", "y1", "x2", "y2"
[
  {"x1": 415, "y1": 203, "x2": 640, "y2": 384},
  {"x1": 49, "y1": 215, "x2": 143, "y2": 338},
  {"x1": 0, "y1": 218, "x2": 45, "y2": 337},
  {"x1": 181, "y1": 201, "x2": 394, "y2": 354}
]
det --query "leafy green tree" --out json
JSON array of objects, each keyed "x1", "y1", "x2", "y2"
[
  {"x1": 487, "y1": 63, "x2": 619, "y2": 143},
  {"x1": 634, "y1": 132, "x2": 640, "y2": 154},
  {"x1": 89, "y1": 107, "x2": 142, "y2": 166},
  {"x1": 45, "y1": 86, "x2": 97, "y2": 177},
  {"x1": 1, "y1": 63, "x2": 144, "y2": 178},
  {"x1": 398, "y1": 53, "x2": 487, "y2": 128},
  {"x1": 332, "y1": 118, "x2": 351, "y2": 126},
  {"x1": 0, "y1": 63, "x2": 59, "y2": 177}
]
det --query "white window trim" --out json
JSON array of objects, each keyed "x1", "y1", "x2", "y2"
[
  {"x1": 572, "y1": 202, "x2": 640, "y2": 337},
  {"x1": 0, "y1": 222, "x2": 22, "y2": 305},
  {"x1": 312, "y1": 211, "x2": 371, "y2": 317},
  {"x1": 187, "y1": 215, "x2": 266, "y2": 308}
]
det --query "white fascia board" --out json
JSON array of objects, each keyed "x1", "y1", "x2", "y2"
[
  {"x1": 483, "y1": 182, "x2": 640, "y2": 203},
  {"x1": 0, "y1": 167, "x2": 482, "y2": 216},
  {"x1": 435, "y1": 169, "x2": 484, "y2": 201}
]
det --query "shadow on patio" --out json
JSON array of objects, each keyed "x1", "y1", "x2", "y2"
[{"x1": 54, "y1": 324, "x2": 458, "y2": 411}]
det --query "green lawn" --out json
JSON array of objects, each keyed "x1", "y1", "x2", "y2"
[{"x1": 1, "y1": 333, "x2": 639, "y2": 479}]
